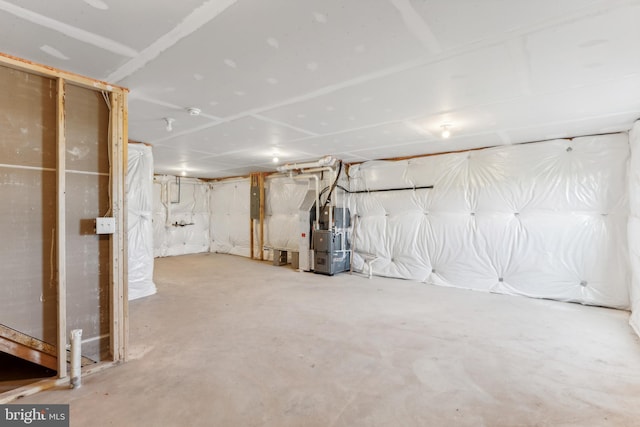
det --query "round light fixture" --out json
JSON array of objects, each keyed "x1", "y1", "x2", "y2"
[
  {"x1": 164, "y1": 117, "x2": 175, "y2": 132},
  {"x1": 441, "y1": 124, "x2": 452, "y2": 139}
]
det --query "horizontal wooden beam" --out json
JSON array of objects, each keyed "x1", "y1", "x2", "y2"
[{"x1": 0, "y1": 52, "x2": 128, "y2": 93}]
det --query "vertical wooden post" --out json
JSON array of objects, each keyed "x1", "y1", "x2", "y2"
[
  {"x1": 56, "y1": 77, "x2": 67, "y2": 379},
  {"x1": 259, "y1": 173, "x2": 265, "y2": 261},
  {"x1": 120, "y1": 91, "x2": 129, "y2": 361},
  {"x1": 249, "y1": 218, "x2": 254, "y2": 259},
  {"x1": 249, "y1": 173, "x2": 256, "y2": 260},
  {"x1": 109, "y1": 91, "x2": 128, "y2": 362}
]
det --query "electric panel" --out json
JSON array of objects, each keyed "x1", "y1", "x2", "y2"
[{"x1": 250, "y1": 185, "x2": 260, "y2": 220}]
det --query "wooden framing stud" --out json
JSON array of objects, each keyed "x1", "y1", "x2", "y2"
[{"x1": 56, "y1": 77, "x2": 67, "y2": 379}]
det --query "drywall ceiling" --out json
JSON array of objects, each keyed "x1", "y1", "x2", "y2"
[{"x1": 2, "y1": 0, "x2": 640, "y2": 178}]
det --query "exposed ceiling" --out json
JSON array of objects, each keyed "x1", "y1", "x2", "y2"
[{"x1": 2, "y1": 0, "x2": 640, "y2": 178}]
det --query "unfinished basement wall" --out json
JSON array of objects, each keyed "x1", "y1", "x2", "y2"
[
  {"x1": 348, "y1": 134, "x2": 630, "y2": 309},
  {"x1": 127, "y1": 143, "x2": 156, "y2": 300},
  {"x1": 0, "y1": 65, "x2": 57, "y2": 345},
  {"x1": 0, "y1": 57, "x2": 127, "y2": 368},
  {"x1": 263, "y1": 175, "x2": 313, "y2": 254},
  {"x1": 209, "y1": 178, "x2": 251, "y2": 257},
  {"x1": 153, "y1": 175, "x2": 209, "y2": 257},
  {"x1": 629, "y1": 121, "x2": 640, "y2": 334},
  {"x1": 64, "y1": 84, "x2": 111, "y2": 360}
]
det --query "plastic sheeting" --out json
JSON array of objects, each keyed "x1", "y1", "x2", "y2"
[
  {"x1": 153, "y1": 176, "x2": 210, "y2": 257},
  {"x1": 264, "y1": 175, "x2": 310, "y2": 252},
  {"x1": 629, "y1": 121, "x2": 640, "y2": 335},
  {"x1": 210, "y1": 178, "x2": 251, "y2": 257},
  {"x1": 348, "y1": 134, "x2": 630, "y2": 309},
  {"x1": 127, "y1": 144, "x2": 157, "y2": 300}
]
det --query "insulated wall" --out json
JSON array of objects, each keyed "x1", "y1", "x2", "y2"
[
  {"x1": 127, "y1": 144, "x2": 156, "y2": 300},
  {"x1": 629, "y1": 121, "x2": 640, "y2": 334},
  {"x1": 210, "y1": 178, "x2": 251, "y2": 257},
  {"x1": 153, "y1": 176, "x2": 210, "y2": 257},
  {"x1": 264, "y1": 175, "x2": 311, "y2": 252},
  {"x1": 348, "y1": 134, "x2": 630, "y2": 309}
]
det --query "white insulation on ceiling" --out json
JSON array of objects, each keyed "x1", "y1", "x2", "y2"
[
  {"x1": 348, "y1": 133, "x2": 630, "y2": 309},
  {"x1": 153, "y1": 176, "x2": 210, "y2": 257},
  {"x1": 629, "y1": 121, "x2": 640, "y2": 333},
  {"x1": 127, "y1": 143, "x2": 156, "y2": 300}
]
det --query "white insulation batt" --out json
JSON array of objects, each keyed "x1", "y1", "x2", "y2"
[
  {"x1": 348, "y1": 134, "x2": 630, "y2": 309},
  {"x1": 629, "y1": 121, "x2": 640, "y2": 333},
  {"x1": 127, "y1": 144, "x2": 156, "y2": 300},
  {"x1": 264, "y1": 175, "x2": 310, "y2": 252},
  {"x1": 153, "y1": 176, "x2": 210, "y2": 257},
  {"x1": 210, "y1": 178, "x2": 251, "y2": 257}
]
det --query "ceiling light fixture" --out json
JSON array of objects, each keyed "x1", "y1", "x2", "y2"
[
  {"x1": 272, "y1": 157, "x2": 279, "y2": 163},
  {"x1": 187, "y1": 107, "x2": 201, "y2": 116},
  {"x1": 164, "y1": 117, "x2": 175, "y2": 132},
  {"x1": 441, "y1": 124, "x2": 452, "y2": 139}
]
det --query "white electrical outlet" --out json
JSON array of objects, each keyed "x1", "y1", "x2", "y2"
[{"x1": 95, "y1": 217, "x2": 115, "y2": 234}]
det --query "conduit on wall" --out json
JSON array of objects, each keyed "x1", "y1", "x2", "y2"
[
  {"x1": 629, "y1": 121, "x2": 640, "y2": 335},
  {"x1": 347, "y1": 134, "x2": 630, "y2": 309},
  {"x1": 127, "y1": 143, "x2": 156, "y2": 300}
]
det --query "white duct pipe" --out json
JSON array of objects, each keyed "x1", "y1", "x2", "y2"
[
  {"x1": 305, "y1": 166, "x2": 335, "y2": 229},
  {"x1": 70, "y1": 329, "x2": 82, "y2": 388},
  {"x1": 293, "y1": 173, "x2": 320, "y2": 229},
  {"x1": 277, "y1": 155, "x2": 335, "y2": 172}
]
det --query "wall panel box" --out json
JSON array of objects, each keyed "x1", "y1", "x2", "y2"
[{"x1": 95, "y1": 217, "x2": 116, "y2": 234}]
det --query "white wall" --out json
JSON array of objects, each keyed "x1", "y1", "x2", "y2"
[
  {"x1": 629, "y1": 121, "x2": 640, "y2": 334},
  {"x1": 207, "y1": 174, "x2": 331, "y2": 259},
  {"x1": 264, "y1": 175, "x2": 311, "y2": 251},
  {"x1": 210, "y1": 178, "x2": 251, "y2": 257},
  {"x1": 348, "y1": 134, "x2": 630, "y2": 309},
  {"x1": 153, "y1": 176, "x2": 210, "y2": 257},
  {"x1": 127, "y1": 144, "x2": 156, "y2": 300}
]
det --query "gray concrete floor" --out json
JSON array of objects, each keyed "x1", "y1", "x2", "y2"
[{"x1": 19, "y1": 253, "x2": 640, "y2": 426}]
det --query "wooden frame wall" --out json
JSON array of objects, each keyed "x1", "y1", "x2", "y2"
[
  {"x1": 249, "y1": 173, "x2": 265, "y2": 261},
  {"x1": 0, "y1": 53, "x2": 128, "y2": 397}
]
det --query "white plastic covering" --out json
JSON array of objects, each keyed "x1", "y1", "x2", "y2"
[
  {"x1": 153, "y1": 176, "x2": 210, "y2": 257},
  {"x1": 210, "y1": 178, "x2": 251, "y2": 257},
  {"x1": 127, "y1": 144, "x2": 157, "y2": 300},
  {"x1": 348, "y1": 134, "x2": 630, "y2": 309},
  {"x1": 264, "y1": 175, "x2": 311, "y2": 252},
  {"x1": 629, "y1": 121, "x2": 640, "y2": 335}
]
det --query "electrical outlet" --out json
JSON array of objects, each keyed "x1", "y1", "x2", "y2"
[{"x1": 95, "y1": 217, "x2": 115, "y2": 234}]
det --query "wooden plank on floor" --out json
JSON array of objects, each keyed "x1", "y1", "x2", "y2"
[
  {"x1": 0, "y1": 337, "x2": 57, "y2": 371},
  {"x1": 0, "y1": 324, "x2": 95, "y2": 368}
]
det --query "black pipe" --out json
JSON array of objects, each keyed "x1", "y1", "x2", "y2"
[{"x1": 337, "y1": 185, "x2": 433, "y2": 194}]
